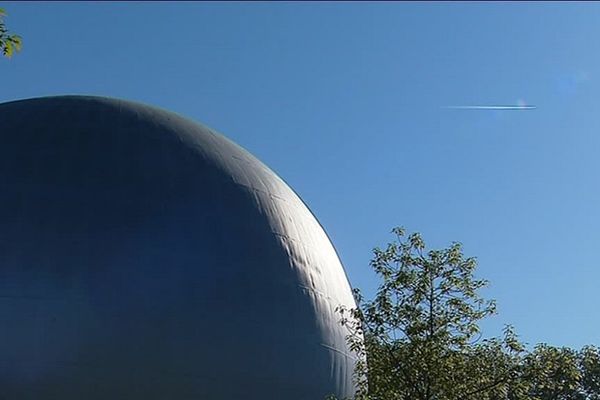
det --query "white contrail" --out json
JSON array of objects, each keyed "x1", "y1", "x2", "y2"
[{"x1": 443, "y1": 105, "x2": 536, "y2": 110}]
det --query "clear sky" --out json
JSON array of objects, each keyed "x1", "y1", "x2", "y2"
[{"x1": 2, "y1": 2, "x2": 599, "y2": 349}]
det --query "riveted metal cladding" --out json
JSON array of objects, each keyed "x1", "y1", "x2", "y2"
[{"x1": 0, "y1": 96, "x2": 358, "y2": 399}]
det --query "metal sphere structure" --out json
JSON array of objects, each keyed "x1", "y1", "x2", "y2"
[{"x1": 0, "y1": 96, "x2": 357, "y2": 399}]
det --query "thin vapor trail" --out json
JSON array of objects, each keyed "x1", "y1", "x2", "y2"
[{"x1": 443, "y1": 105, "x2": 536, "y2": 110}]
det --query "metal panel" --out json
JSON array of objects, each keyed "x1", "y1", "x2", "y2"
[{"x1": 0, "y1": 96, "x2": 357, "y2": 399}]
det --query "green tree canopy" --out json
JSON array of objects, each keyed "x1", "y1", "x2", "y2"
[
  {"x1": 337, "y1": 227, "x2": 525, "y2": 400},
  {"x1": 330, "y1": 227, "x2": 600, "y2": 400},
  {"x1": 0, "y1": 7, "x2": 22, "y2": 58},
  {"x1": 516, "y1": 344, "x2": 600, "y2": 400}
]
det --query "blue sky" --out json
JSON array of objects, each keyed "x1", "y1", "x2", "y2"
[{"x1": 2, "y1": 2, "x2": 599, "y2": 349}]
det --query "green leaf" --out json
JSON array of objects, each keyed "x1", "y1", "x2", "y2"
[
  {"x1": 9, "y1": 34, "x2": 22, "y2": 51},
  {"x1": 4, "y1": 43, "x2": 13, "y2": 58}
]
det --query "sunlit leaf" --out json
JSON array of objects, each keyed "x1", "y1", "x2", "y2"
[{"x1": 4, "y1": 43, "x2": 13, "y2": 58}]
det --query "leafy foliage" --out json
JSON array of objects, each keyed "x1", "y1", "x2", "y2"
[
  {"x1": 332, "y1": 227, "x2": 600, "y2": 400},
  {"x1": 513, "y1": 344, "x2": 600, "y2": 400},
  {"x1": 580, "y1": 346, "x2": 600, "y2": 400},
  {"x1": 336, "y1": 228, "x2": 525, "y2": 400},
  {"x1": 520, "y1": 344, "x2": 583, "y2": 400},
  {"x1": 0, "y1": 7, "x2": 22, "y2": 58}
]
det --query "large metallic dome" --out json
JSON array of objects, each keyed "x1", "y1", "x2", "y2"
[{"x1": 0, "y1": 96, "x2": 357, "y2": 399}]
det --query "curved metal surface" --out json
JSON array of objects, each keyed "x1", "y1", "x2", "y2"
[{"x1": 0, "y1": 96, "x2": 357, "y2": 399}]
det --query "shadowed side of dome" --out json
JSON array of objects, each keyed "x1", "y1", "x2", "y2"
[{"x1": 0, "y1": 96, "x2": 358, "y2": 399}]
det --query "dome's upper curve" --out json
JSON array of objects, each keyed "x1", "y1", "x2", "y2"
[{"x1": 0, "y1": 96, "x2": 357, "y2": 399}]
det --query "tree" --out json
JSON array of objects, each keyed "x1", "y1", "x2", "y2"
[
  {"x1": 580, "y1": 345, "x2": 600, "y2": 400},
  {"x1": 0, "y1": 7, "x2": 22, "y2": 58},
  {"x1": 329, "y1": 227, "x2": 600, "y2": 400},
  {"x1": 512, "y1": 344, "x2": 600, "y2": 400},
  {"x1": 336, "y1": 227, "x2": 525, "y2": 400},
  {"x1": 519, "y1": 344, "x2": 583, "y2": 400}
]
